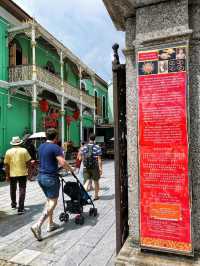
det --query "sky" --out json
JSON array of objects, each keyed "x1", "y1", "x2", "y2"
[{"x1": 13, "y1": 0, "x2": 125, "y2": 82}]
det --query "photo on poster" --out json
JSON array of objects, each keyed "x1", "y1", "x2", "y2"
[
  {"x1": 176, "y1": 47, "x2": 186, "y2": 60},
  {"x1": 138, "y1": 61, "x2": 158, "y2": 76},
  {"x1": 158, "y1": 48, "x2": 176, "y2": 61},
  {"x1": 158, "y1": 60, "x2": 168, "y2": 74}
]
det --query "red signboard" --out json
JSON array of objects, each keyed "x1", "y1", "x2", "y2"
[{"x1": 138, "y1": 46, "x2": 192, "y2": 254}]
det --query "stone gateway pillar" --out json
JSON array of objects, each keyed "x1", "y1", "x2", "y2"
[{"x1": 103, "y1": 0, "x2": 200, "y2": 264}]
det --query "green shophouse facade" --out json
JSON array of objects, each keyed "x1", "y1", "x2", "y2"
[{"x1": 0, "y1": 0, "x2": 108, "y2": 155}]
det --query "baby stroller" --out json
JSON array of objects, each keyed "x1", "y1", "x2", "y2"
[{"x1": 59, "y1": 170, "x2": 97, "y2": 225}]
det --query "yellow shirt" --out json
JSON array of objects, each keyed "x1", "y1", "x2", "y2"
[{"x1": 4, "y1": 147, "x2": 31, "y2": 177}]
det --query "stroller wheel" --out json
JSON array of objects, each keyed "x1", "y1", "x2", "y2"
[
  {"x1": 59, "y1": 212, "x2": 66, "y2": 222},
  {"x1": 79, "y1": 215, "x2": 84, "y2": 225},
  {"x1": 93, "y1": 208, "x2": 98, "y2": 217},
  {"x1": 64, "y1": 213, "x2": 69, "y2": 222},
  {"x1": 89, "y1": 208, "x2": 94, "y2": 216},
  {"x1": 89, "y1": 208, "x2": 98, "y2": 217},
  {"x1": 75, "y1": 215, "x2": 84, "y2": 225}
]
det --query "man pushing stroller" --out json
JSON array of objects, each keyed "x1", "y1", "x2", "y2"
[{"x1": 31, "y1": 128, "x2": 73, "y2": 241}]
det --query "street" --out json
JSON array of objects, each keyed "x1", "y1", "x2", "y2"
[{"x1": 0, "y1": 160, "x2": 115, "y2": 266}]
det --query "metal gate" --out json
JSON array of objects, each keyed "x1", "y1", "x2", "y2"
[{"x1": 112, "y1": 44, "x2": 128, "y2": 254}]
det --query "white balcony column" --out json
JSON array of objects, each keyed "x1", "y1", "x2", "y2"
[
  {"x1": 93, "y1": 104, "x2": 96, "y2": 135},
  {"x1": 92, "y1": 76, "x2": 96, "y2": 134},
  {"x1": 79, "y1": 66, "x2": 83, "y2": 142},
  {"x1": 60, "y1": 51, "x2": 65, "y2": 145},
  {"x1": 31, "y1": 22, "x2": 37, "y2": 133},
  {"x1": 60, "y1": 51, "x2": 64, "y2": 88},
  {"x1": 60, "y1": 97, "x2": 65, "y2": 145}
]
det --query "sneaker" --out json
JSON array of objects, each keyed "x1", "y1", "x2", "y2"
[
  {"x1": 11, "y1": 205, "x2": 17, "y2": 209},
  {"x1": 17, "y1": 209, "x2": 25, "y2": 215},
  {"x1": 47, "y1": 222, "x2": 60, "y2": 232},
  {"x1": 31, "y1": 224, "x2": 42, "y2": 241}
]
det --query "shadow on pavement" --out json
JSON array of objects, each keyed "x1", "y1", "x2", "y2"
[
  {"x1": 100, "y1": 186, "x2": 110, "y2": 192},
  {"x1": 42, "y1": 212, "x2": 99, "y2": 241},
  {"x1": 0, "y1": 203, "x2": 44, "y2": 237},
  {"x1": 99, "y1": 194, "x2": 115, "y2": 201},
  {"x1": 0, "y1": 211, "x2": 7, "y2": 218}
]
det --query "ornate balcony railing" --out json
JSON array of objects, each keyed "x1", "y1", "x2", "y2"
[
  {"x1": 9, "y1": 65, "x2": 95, "y2": 108},
  {"x1": 37, "y1": 66, "x2": 60, "y2": 89},
  {"x1": 9, "y1": 65, "x2": 32, "y2": 82},
  {"x1": 82, "y1": 93, "x2": 95, "y2": 109}
]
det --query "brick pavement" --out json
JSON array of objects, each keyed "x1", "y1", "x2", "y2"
[{"x1": 0, "y1": 160, "x2": 115, "y2": 266}]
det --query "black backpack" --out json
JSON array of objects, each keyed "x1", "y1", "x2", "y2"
[{"x1": 83, "y1": 144, "x2": 97, "y2": 169}]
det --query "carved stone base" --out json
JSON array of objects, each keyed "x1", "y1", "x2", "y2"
[{"x1": 115, "y1": 237, "x2": 200, "y2": 266}]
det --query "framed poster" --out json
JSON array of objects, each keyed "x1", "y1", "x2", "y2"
[{"x1": 138, "y1": 45, "x2": 193, "y2": 255}]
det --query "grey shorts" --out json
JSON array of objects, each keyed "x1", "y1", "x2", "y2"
[{"x1": 83, "y1": 167, "x2": 100, "y2": 182}]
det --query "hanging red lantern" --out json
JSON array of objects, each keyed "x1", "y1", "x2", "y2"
[
  {"x1": 44, "y1": 117, "x2": 58, "y2": 128},
  {"x1": 39, "y1": 99, "x2": 49, "y2": 113},
  {"x1": 50, "y1": 112, "x2": 59, "y2": 120},
  {"x1": 66, "y1": 115, "x2": 72, "y2": 126},
  {"x1": 73, "y1": 110, "x2": 80, "y2": 121}
]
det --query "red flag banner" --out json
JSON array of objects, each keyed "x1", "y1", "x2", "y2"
[{"x1": 138, "y1": 46, "x2": 192, "y2": 254}]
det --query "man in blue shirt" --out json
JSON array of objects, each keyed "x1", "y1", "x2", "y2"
[{"x1": 31, "y1": 128, "x2": 72, "y2": 241}]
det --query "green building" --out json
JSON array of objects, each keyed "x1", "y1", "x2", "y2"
[{"x1": 0, "y1": 0, "x2": 108, "y2": 155}]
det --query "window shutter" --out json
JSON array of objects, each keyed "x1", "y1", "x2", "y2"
[{"x1": 9, "y1": 43, "x2": 16, "y2": 66}]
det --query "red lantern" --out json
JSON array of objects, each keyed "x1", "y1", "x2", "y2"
[
  {"x1": 39, "y1": 99, "x2": 49, "y2": 113},
  {"x1": 66, "y1": 115, "x2": 72, "y2": 125},
  {"x1": 73, "y1": 110, "x2": 80, "y2": 120},
  {"x1": 44, "y1": 116, "x2": 58, "y2": 128},
  {"x1": 50, "y1": 112, "x2": 59, "y2": 120}
]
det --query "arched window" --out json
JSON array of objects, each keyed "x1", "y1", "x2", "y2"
[
  {"x1": 95, "y1": 90, "x2": 98, "y2": 115},
  {"x1": 9, "y1": 40, "x2": 23, "y2": 66},
  {"x1": 102, "y1": 95, "x2": 106, "y2": 119},
  {"x1": 45, "y1": 61, "x2": 55, "y2": 74}
]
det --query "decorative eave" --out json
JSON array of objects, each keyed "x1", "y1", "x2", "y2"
[
  {"x1": 0, "y1": 0, "x2": 32, "y2": 22},
  {"x1": 8, "y1": 79, "x2": 95, "y2": 109}
]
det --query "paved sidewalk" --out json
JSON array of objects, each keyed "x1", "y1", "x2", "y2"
[{"x1": 0, "y1": 160, "x2": 115, "y2": 266}]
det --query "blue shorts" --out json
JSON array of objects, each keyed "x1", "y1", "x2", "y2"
[{"x1": 37, "y1": 174, "x2": 60, "y2": 199}]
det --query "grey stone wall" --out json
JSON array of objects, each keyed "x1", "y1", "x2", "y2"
[
  {"x1": 136, "y1": 0, "x2": 189, "y2": 42},
  {"x1": 125, "y1": 17, "x2": 139, "y2": 243},
  {"x1": 124, "y1": 0, "x2": 200, "y2": 252}
]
